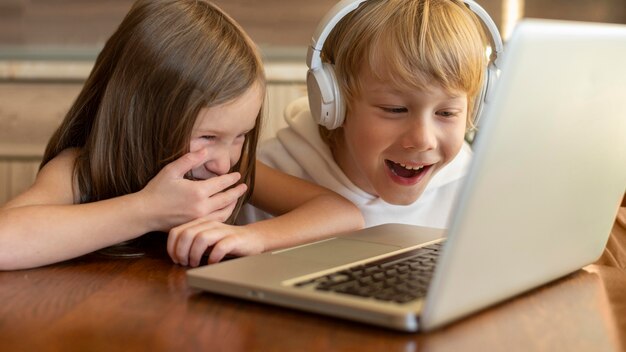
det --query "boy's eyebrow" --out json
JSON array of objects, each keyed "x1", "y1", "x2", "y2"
[{"x1": 368, "y1": 87, "x2": 466, "y2": 101}]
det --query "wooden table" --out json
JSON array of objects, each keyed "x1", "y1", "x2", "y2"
[{"x1": 2, "y1": 208, "x2": 625, "y2": 352}]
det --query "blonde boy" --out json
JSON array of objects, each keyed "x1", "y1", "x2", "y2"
[{"x1": 241, "y1": 0, "x2": 493, "y2": 228}]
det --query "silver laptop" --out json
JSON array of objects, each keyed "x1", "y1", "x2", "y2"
[{"x1": 187, "y1": 19, "x2": 626, "y2": 332}]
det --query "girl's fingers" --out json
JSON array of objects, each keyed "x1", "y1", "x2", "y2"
[
  {"x1": 167, "y1": 188, "x2": 243, "y2": 262},
  {"x1": 172, "y1": 229, "x2": 194, "y2": 266},
  {"x1": 167, "y1": 221, "x2": 197, "y2": 262},
  {"x1": 201, "y1": 183, "x2": 248, "y2": 214},
  {"x1": 189, "y1": 231, "x2": 222, "y2": 267},
  {"x1": 200, "y1": 173, "x2": 243, "y2": 196},
  {"x1": 204, "y1": 201, "x2": 238, "y2": 223},
  {"x1": 162, "y1": 149, "x2": 209, "y2": 178},
  {"x1": 208, "y1": 236, "x2": 238, "y2": 264},
  {"x1": 159, "y1": 150, "x2": 242, "y2": 192},
  {"x1": 169, "y1": 220, "x2": 223, "y2": 266}
]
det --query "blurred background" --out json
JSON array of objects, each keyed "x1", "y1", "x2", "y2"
[
  {"x1": 1, "y1": 0, "x2": 625, "y2": 204},
  {"x1": 0, "y1": 0, "x2": 626, "y2": 59},
  {"x1": 0, "y1": 0, "x2": 624, "y2": 57}
]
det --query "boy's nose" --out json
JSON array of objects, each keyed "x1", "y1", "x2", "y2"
[{"x1": 403, "y1": 118, "x2": 437, "y2": 151}]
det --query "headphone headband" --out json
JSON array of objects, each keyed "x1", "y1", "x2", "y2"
[
  {"x1": 307, "y1": 0, "x2": 368, "y2": 70},
  {"x1": 306, "y1": 0, "x2": 503, "y2": 70},
  {"x1": 461, "y1": 0, "x2": 504, "y2": 68}
]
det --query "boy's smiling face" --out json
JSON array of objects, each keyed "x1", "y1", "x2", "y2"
[{"x1": 333, "y1": 68, "x2": 468, "y2": 205}]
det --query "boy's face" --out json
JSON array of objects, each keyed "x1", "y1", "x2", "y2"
[{"x1": 334, "y1": 69, "x2": 468, "y2": 205}]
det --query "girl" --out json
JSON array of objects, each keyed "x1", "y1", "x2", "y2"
[{"x1": 0, "y1": 0, "x2": 363, "y2": 270}]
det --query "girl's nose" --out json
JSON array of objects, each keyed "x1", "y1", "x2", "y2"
[{"x1": 205, "y1": 148, "x2": 231, "y2": 176}]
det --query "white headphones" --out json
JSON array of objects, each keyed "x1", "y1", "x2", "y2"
[{"x1": 306, "y1": 0, "x2": 504, "y2": 130}]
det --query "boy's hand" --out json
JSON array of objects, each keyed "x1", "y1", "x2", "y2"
[
  {"x1": 167, "y1": 220, "x2": 265, "y2": 267},
  {"x1": 139, "y1": 149, "x2": 248, "y2": 231}
]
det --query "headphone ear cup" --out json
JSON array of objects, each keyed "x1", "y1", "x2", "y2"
[
  {"x1": 472, "y1": 63, "x2": 497, "y2": 128},
  {"x1": 306, "y1": 63, "x2": 345, "y2": 130},
  {"x1": 483, "y1": 63, "x2": 498, "y2": 104}
]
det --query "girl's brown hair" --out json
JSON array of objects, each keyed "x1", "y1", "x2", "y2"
[
  {"x1": 42, "y1": 0, "x2": 265, "y2": 223},
  {"x1": 319, "y1": 0, "x2": 488, "y2": 146}
]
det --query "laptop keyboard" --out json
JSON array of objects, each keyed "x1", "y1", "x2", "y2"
[{"x1": 294, "y1": 242, "x2": 443, "y2": 304}]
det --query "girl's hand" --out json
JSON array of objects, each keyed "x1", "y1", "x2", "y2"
[
  {"x1": 167, "y1": 219, "x2": 265, "y2": 267},
  {"x1": 139, "y1": 149, "x2": 248, "y2": 231}
]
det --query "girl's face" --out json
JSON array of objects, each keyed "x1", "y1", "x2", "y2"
[
  {"x1": 188, "y1": 82, "x2": 263, "y2": 180},
  {"x1": 334, "y1": 68, "x2": 468, "y2": 205}
]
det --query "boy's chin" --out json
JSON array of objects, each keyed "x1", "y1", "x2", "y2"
[{"x1": 378, "y1": 189, "x2": 424, "y2": 206}]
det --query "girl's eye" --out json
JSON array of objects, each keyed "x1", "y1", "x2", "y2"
[{"x1": 201, "y1": 135, "x2": 217, "y2": 141}]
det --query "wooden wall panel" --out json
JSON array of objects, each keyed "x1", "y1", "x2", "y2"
[
  {"x1": 9, "y1": 160, "x2": 40, "y2": 198},
  {"x1": 0, "y1": 159, "x2": 41, "y2": 206},
  {"x1": 2, "y1": 0, "x2": 622, "y2": 50},
  {"x1": 0, "y1": 0, "x2": 338, "y2": 48},
  {"x1": 0, "y1": 83, "x2": 80, "y2": 158},
  {"x1": 263, "y1": 83, "x2": 307, "y2": 143},
  {"x1": 524, "y1": 0, "x2": 626, "y2": 24}
]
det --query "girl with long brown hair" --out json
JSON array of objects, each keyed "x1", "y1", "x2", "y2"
[{"x1": 0, "y1": 0, "x2": 363, "y2": 270}]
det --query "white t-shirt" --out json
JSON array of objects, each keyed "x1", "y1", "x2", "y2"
[{"x1": 239, "y1": 97, "x2": 473, "y2": 229}]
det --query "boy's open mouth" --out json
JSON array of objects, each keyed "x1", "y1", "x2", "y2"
[{"x1": 385, "y1": 159, "x2": 431, "y2": 179}]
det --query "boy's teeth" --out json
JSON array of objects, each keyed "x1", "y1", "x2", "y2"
[{"x1": 399, "y1": 163, "x2": 424, "y2": 171}]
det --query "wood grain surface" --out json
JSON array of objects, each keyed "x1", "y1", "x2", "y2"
[{"x1": 1, "y1": 208, "x2": 625, "y2": 351}]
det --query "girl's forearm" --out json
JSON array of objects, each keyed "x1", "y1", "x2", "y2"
[{"x1": 0, "y1": 193, "x2": 154, "y2": 270}]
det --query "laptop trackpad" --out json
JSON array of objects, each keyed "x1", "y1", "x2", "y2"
[{"x1": 275, "y1": 238, "x2": 401, "y2": 266}]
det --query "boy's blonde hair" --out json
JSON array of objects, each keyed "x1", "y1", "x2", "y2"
[{"x1": 319, "y1": 0, "x2": 489, "y2": 145}]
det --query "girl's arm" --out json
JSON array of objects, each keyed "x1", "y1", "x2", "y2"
[
  {"x1": 0, "y1": 148, "x2": 247, "y2": 270},
  {"x1": 168, "y1": 161, "x2": 364, "y2": 266}
]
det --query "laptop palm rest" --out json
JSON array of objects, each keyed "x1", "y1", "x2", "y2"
[
  {"x1": 273, "y1": 223, "x2": 445, "y2": 267},
  {"x1": 275, "y1": 238, "x2": 401, "y2": 267}
]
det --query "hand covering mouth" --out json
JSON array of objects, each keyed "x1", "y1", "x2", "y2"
[
  {"x1": 385, "y1": 159, "x2": 431, "y2": 178},
  {"x1": 185, "y1": 170, "x2": 218, "y2": 181}
]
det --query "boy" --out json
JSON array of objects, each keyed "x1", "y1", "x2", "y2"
[{"x1": 241, "y1": 0, "x2": 500, "y2": 228}]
